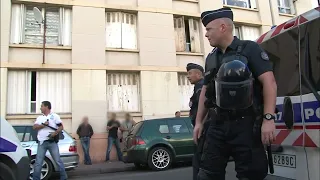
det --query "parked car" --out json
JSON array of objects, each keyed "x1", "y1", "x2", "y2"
[
  {"x1": 123, "y1": 117, "x2": 194, "y2": 171},
  {"x1": 0, "y1": 118, "x2": 30, "y2": 180},
  {"x1": 13, "y1": 125, "x2": 79, "y2": 180}
]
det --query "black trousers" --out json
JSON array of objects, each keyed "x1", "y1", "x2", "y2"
[
  {"x1": 193, "y1": 144, "x2": 200, "y2": 180},
  {"x1": 197, "y1": 115, "x2": 268, "y2": 180}
]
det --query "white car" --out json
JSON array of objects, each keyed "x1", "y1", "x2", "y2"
[{"x1": 0, "y1": 117, "x2": 30, "y2": 180}]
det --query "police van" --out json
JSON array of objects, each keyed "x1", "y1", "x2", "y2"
[
  {"x1": 0, "y1": 117, "x2": 30, "y2": 180},
  {"x1": 255, "y1": 6, "x2": 320, "y2": 180}
]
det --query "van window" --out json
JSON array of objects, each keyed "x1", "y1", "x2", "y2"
[{"x1": 261, "y1": 27, "x2": 300, "y2": 97}]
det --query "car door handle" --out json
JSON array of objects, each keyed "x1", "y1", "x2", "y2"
[
  {"x1": 21, "y1": 144, "x2": 30, "y2": 148},
  {"x1": 165, "y1": 136, "x2": 171, "y2": 139}
]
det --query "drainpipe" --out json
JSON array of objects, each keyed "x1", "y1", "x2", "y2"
[
  {"x1": 42, "y1": 4, "x2": 47, "y2": 64},
  {"x1": 268, "y1": 0, "x2": 276, "y2": 26}
]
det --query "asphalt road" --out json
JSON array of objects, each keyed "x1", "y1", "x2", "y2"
[{"x1": 67, "y1": 163, "x2": 292, "y2": 180}]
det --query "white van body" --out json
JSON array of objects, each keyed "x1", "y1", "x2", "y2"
[
  {"x1": 256, "y1": 7, "x2": 320, "y2": 180},
  {"x1": 0, "y1": 117, "x2": 30, "y2": 180}
]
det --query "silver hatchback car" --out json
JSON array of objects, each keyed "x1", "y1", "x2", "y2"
[{"x1": 13, "y1": 125, "x2": 79, "y2": 180}]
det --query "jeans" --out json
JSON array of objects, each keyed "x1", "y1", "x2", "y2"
[
  {"x1": 80, "y1": 137, "x2": 92, "y2": 164},
  {"x1": 106, "y1": 137, "x2": 123, "y2": 161},
  {"x1": 33, "y1": 141, "x2": 67, "y2": 180}
]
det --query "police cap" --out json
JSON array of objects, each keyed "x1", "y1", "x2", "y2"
[
  {"x1": 186, "y1": 63, "x2": 204, "y2": 73},
  {"x1": 201, "y1": 7, "x2": 233, "y2": 27}
]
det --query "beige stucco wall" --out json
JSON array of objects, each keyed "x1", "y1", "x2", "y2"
[{"x1": 0, "y1": 0, "x2": 314, "y2": 163}]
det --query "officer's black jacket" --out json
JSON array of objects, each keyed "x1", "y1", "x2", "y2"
[
  {"x1": 204, "y1": 37, "x2": 273, "y2": 106},
  {"x1": 189, "y1": 79, "x2": 204, "y2": 126}
]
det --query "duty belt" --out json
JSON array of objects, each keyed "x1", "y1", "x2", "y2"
[{"x1": 209, "y1": 107, "x2": 254, "y2": 121}]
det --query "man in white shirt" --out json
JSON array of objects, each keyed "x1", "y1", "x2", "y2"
[{"x1": 32, "y1": 101, "x2": 67, "y2": 180}]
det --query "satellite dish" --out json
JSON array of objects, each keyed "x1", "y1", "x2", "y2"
[{"x1": 33, "y1": 7, "x2": 43, "y2": 24}]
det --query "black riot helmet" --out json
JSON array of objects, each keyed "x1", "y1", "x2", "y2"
[{"x1": 214, "y1": 60, "x2": 254, "y2": 110}]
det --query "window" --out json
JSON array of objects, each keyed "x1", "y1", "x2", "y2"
[
  {"x1": 223, "y1": 0, "x2": 257, "y2": 9},
  {"x1": 168, "y1": 119, "x2": 190, "y2": 134},
  {"x1": 278, "y1": 0, "x2": 295, "y2": 14},
  {"x1": 233, "y1": 25, "x2": 261, "y2": 41},
  {"x1": 234, "y1": 26, "x2": 242, "y2": 39},
  {"x1": 178, "y1": 74, "x2": 193, "y2": 111},
  {"x1": 159, "y1": 125, "x2": 169, "y2": 134},
  {"x1": 105, "y1": 12, "x2": 137, "y2": 49},
  {"x1": 10, "y1": 4, "x2": 72, "y2": 46},
  {"x1": 107, "y1": 72, "x2": 140, "y2": 112},
  {"x1": 174, "y1": 17, "x2": 201, "y2": 53},
  {"x1": 7, "y1": 70, "x2": 72, "y2": 114},
  {"x1": 13, "y1": 126, "x2": 37, "y2": 142}
]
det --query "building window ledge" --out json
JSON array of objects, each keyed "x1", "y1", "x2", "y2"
[
  {"x1": 279, "y1": 13, "x2": 295, "y2": 17},
  {"x1": 173, "y1": 0, "x2": 199, "y2": 3},
  {"x1": 6, "y1": 113, "x2": 72, "y2": 120},
  {"x1": 223, "y1": 5, "x2": 259, "y2": 12},
  {"x1": 9, "y1": 44, "x2": 72, "y2": 50},
  {"x1": 105, "y1": 48, "x2": 139, "y2": 53},
  {"x1": 176, "y1": 52, "x2": 204, "y2": 56}
]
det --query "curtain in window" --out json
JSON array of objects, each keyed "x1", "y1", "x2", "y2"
[
  {"x1": 59, "y1": 7, "x2": 72, "y2": 46},
  {"x1": 188, "y1": 19, "x2": 201, "y2": 53},
  {"x1": 36, "y1": 71, "x2": 71, "y2": 113},
  {"x1": 174, "y1": 17, "x2": 186, "y2": 52},
  {"x1": 241, "y1": 26, "x2": 260, "y2": 41},
  {"x1": 7, "y1": 71, "x2": 29, "y2": 114},
  {"x1": 10, "y1": 4, "x2": 26, "y2": 44}
]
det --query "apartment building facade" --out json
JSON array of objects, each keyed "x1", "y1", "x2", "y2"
[{"x1": 0, "y1": 0, "x2": 314, "y2": 162}]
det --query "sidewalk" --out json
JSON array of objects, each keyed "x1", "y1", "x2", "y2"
[{"x1": 67, "y1": 161, "x2": 135, "y2": 177}]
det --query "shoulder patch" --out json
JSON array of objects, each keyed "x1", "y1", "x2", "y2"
[{"x1": 261, "y1": 51, "x2": 269, "y2": 61}]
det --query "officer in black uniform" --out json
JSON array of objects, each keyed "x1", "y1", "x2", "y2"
[
  {"x1": 193, "y1": 7, "x2": 278, "y2": 180},
  {"x1": 186, "y1": 63, "x2": 204, "y2": 180}
]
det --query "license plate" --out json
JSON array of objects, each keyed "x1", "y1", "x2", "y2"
[{"x1": 272, "y1": 154, "x2": 296, "y2": 168}]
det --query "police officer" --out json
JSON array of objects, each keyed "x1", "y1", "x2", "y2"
[
  {"x1": 186, "y1": 63, "x2": 204, "y2": 180},
  {"x1": 193, "y1": 7, "x2": 278, "y2": 180}
]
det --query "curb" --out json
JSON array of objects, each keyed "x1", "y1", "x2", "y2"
[{"x1": 67, "y1": 165, "x2": 135, "y2": 177}]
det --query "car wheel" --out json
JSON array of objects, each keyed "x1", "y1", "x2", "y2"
[
  {"x1": 148, "y1": 147, "x2": 172, "y2": 171},
  {"x1": 29, "y1": 157, "x2": 53, "y2": 180},
  {"x1": 0, "y1": 162, "x2": 16, "y2": 180}
]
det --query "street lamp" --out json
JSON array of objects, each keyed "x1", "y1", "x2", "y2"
[{"x1": 33, "y1": 6, "x2": 47, "y2": 64}]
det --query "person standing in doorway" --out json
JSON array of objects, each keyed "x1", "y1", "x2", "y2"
[
  {"x1": 32, "y1": 101, "x2": 67, "y2": 180},
  {"x1": 106, "y1": 113, "x2": 123, "y2": 162},
  {"x1": 76, "y1": 116, "x2": 94, "y2": 165}
]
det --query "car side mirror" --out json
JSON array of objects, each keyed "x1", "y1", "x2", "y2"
[{"x1": 282, "y1": 97, "x2": 294, "y2": 129}]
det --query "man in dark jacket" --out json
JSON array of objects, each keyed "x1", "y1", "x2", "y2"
[
  {"x1": 186, "y1": 63, "x2": 204, "y2": 180},
  {"x1": 76, "y1": 116, "x2": 94, "y2": 165}
]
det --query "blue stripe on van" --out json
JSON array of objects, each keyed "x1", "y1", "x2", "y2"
[
  {"x1": 276, "y1": 100, "x2": 320, "y2": 123},
  {"x1": 0, "y1": 137, "x2": 17, "y2": 152}
]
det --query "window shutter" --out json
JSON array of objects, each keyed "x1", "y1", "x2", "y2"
[
  {"x1": 106, "y1": 12, "x2": 122, "y2": 48},
  {"x1": 36, "y1": 71, "x2": 71, "y2": 113},
  {"x1": 250, "y1": 0, "x2": 257, "y2": 9},
  {"x1": 178, "y1": 74, "x2": 193, "y2": 110},
  {"x1": 121, "y1": 13, "x2": 137, "y2": 49},
  {"x1": 10, "y1": 4, "x2": 26, "y2": 44},
  {"x1": 59, "y1": 7, "x2": 72, "y2": 46},
  {"x1": 107, "y1": 73, "x2": 140, "y2": 112},
  {"x1": 188, "y1": 19, "x2": 201, "y2": 53},
  {"x1": 241, "y1": 26, "x2": 260, "y2": 41},
  {"x1": 45, "y1": 8, "x2": 59, "y2": 45},
  {"x1": 7, "y1": 70, "x2": 29, "y2": 114},
  {"x1": 174, "y1": 17, "x2": 186, "y2": 52}
]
